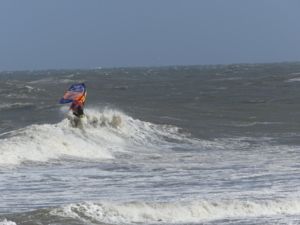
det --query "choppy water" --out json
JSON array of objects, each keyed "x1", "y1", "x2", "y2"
[{"x1": 1, "y1": 63, "x2": 300, "y2": 224}]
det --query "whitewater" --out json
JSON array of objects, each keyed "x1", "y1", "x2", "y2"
[{"x1": 1, "y1": 63, "x2": 300, "y2": 224}]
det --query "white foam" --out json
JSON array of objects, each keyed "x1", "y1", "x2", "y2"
[
  {"x1": 23, "y1": 85, "x2": 34, "y2": 92},
  {"x1": 28, "y1": 77, "x2": 84, "y2": 84},
  {"x1": 233, "y1": 121, "x2": 282, "y2": 127},
  {"x1": 53, "y1": 199, "x2": 300, "y2": 224},
  {"x1": 286, "y1": 77, "x2": 300, "y2": 82},
  {"x1": 0, "y1": 108, "x2": 191, "y2": 166},
  {"x1": 27, "y1": 77, "x2": 54, "y2": 84},
  {"x1": 0, "y1": 219, "x2": 16, "y2": 225},
  {"x1": 0, "y1": 103, "x2": 35, "y2": 110}
]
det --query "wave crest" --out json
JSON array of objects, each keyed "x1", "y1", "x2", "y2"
[
  {"x1": 52, "y1": 199, "x2": 300, "y2": 224},
  {"x1": 0, "y1": 108, "x2": 191, "y2": 166}
]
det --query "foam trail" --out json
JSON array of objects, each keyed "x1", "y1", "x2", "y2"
[{"x1": 53, "y1": 199, "x2": 300, "y2": 224}]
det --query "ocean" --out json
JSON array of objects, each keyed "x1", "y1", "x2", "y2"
[{"x1": 1, "y1": 63, "x2": 300, "y2": 225}]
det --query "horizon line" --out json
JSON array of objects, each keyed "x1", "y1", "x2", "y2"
[{"x1": 1, "y1": 60, "x2": 300, "y2": 74}]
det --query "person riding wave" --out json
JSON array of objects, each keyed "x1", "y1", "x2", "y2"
[
  {"x1": 70, "y1": 100, "x2": 84, "y2": 118},
  {"x1": 70, "y1": 88, "x2": 86, "y2": 118},
  {"x1": 59, "y1": 83, "x2": 87, "y2": 118}
]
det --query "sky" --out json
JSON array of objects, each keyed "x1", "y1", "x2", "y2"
[{"x1": 0, "y1": 0, "x2": 300, "y2": 70}]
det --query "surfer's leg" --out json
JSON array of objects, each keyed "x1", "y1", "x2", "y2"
[
  {"x1": 77, "y1": 108, "x2": 84, "y2": 117},
  {"x1": 73, "y1": 111, "x2": 79, "y2": 117}
]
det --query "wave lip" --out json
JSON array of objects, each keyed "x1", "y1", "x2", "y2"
[{"x1": 52, "y1": 199, "x2": 300, "y2": 224}]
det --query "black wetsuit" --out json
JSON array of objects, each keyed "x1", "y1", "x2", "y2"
[{"x1": 71, "y1": 103, "x2": 84, "y2": 118}]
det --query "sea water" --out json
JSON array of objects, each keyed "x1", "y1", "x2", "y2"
[{"x1": 1, "y1": 63, "x2": 300, "y2": 224}]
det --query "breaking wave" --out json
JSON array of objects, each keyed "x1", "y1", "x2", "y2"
[
  {"x1": 0, "y1": 220, "x2": 16, "y2": 225},
  {"x1": 0, "y1": 108, "x2": 193, "y2": 166},
  {"x1": 52, "y1": 199, "x2": 300, "y2": 224}
]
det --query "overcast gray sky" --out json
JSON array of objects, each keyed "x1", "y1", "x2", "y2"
[{"x1": 0, "y1": 0, "x2": 299, "y2": 70}]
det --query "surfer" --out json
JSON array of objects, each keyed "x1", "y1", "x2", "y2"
[
  {"x1": 59, "y1": 83, "x2": 87, "y2": 118},
  {"x1": 70, "y1": 100, "x2": 84, "y2": 118}
]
